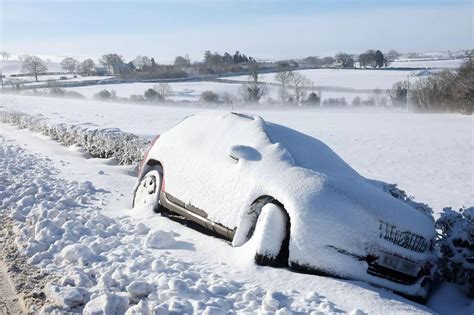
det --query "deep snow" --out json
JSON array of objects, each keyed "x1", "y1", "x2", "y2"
[
  {"x1": 0, "y1": 126, "x2": 443, "y2": 314},
  {"x1": 0, "y1": 94, "x2": 472, "y2": 314}
]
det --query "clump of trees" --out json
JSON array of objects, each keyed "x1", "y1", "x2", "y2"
[
  {"x1": 335, "y1": 52, "x2": 354, "y2": 68},
  {"x1": 94, "y1": 89, "x2": 116, "y2": 100},
  {"x1": 409, "y1": 58, "x2": 473, "y2": 114},
  {"x1": 274, "y1": 67, "x2": 313, "y2": 105},
  {"x1": 60, "y1": 57, "x2": 79, "y2": 74},
  {"x1": 80, "y1": 59, "x2": 96, "y2": 76},
  {"x1": 305, "y1": 92, "x2": 321, "y2": 106},
  {"x1": 358, "y1": 50, "x2": 386, "y2": 68},
  {"x1": 143, "y1": 83, "x2": 173, "y2": 102},
  {"x1": 200, "y1": 90, "x2": 219, "y2": 103}
]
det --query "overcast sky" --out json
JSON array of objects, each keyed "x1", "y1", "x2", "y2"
[{"x1": 0, "y1": 0, "x2": 472, "y2": 62}]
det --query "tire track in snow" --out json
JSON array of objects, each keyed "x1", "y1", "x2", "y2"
[{"x1": 0, "y1": 260, "x2": 24, "y2": 315}]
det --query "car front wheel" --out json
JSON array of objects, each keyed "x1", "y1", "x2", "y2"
[{"x1": 133, "y1": 168, "x2": 163, "y2": 212}]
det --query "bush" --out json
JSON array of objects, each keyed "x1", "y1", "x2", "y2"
[
  {"x1": 305, "y1": 92, "x2": 321, "y2": 106},
  {"x1": 144, "y1": 88, "x2": 163, "y2": 102},
  {"x1": 322, "y1": 97, "x2": 347, "y2": 107},
  {"x1": 94, "y1": 89, "x2": 116, "y2": 100},
  {"x1": 390, "y1": 81, "x2": 408, "y2": 107},
  {"x1": 200, "y1": 90, "x2": 219, "y2": 103},
  {"x1": 436, "y1": 207, "x2": 474, "y2": 297},
  {"x1": 351, "y1": 96, "x2": 361, "y2": 107}
]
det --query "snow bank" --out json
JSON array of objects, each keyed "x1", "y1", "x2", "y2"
[{"x1": 0, "y1": 110, "x2": 150, "y2": 165}]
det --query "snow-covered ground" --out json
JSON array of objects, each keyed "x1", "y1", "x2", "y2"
[
  {"x1": 61, "y1": 81, "x2": 246, "y2": 102},
  {"x1": 390, "y1": 58, "x2": 466, "y2": 69},
  {"x1": 24, "y1": 76, "x2": 116, "y2": 86},
  {"x1": 225, "y1": 69, "x2": 412, "y2": 90},
  {"x1": 0, "y1": 94, "x2": 472, "y2": 314},
  {"x1": 60, "y1": 81, "x2": 374, "y2": 104}
]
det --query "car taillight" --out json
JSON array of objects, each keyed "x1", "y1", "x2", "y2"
[{"x1": 138, "y1": 134, "x2": 160, "y2": 175}]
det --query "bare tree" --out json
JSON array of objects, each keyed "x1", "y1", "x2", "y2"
[
  {"x1": 275, "y1": 69, "x2": 293, "y2": 103},
  {"x1": 0, "y1": 51, "x2": 11, "y2": 61},
  {"x1": 60, "y1": 57, "x2": 79, "y2": 74},
  {"x1": 290, "y1": 72, "x2": 311, "y2": 105},
  {"x1": 100, "y1": 53, "x2": 125, "y2": 74},
  {"x1": 153, "y1": 83, "x2": 173, "y2": 100},
  {"x1": 132, "y1": 55, "x2": 151, "y2": 70},
  {"x1": 21, "y1": 56, "x2": 48, "y2": 82},
  {"x1": 80, "y1": 59, "x2": 96, "y2": 76}
]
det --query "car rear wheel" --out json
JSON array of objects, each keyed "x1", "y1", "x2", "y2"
[
  {"x1": 252, "y1": 203, "x2": 289, "y2": 267},
  {"x1": 133, "y1": 167, "x2": 163, "y2": 212}
]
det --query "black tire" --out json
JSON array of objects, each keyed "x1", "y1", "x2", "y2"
[
  {"x1": 132, "y1": 167, "x2": 163, "y2": 213},
  {"x1": 252, "y1": 203, "x2": 290, "y2": 267}
]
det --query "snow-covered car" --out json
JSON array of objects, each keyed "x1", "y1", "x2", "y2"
[{"x1": 133, "y1": 112, "x2": 437, "y2": 301}]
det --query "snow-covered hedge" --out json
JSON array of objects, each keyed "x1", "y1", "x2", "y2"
[
  {"x1": 0, "y1": 110, "x2": 150, "y2": 165},
  {"x1": 436, "y1": 207, "x2": 474, "y2": 297}
]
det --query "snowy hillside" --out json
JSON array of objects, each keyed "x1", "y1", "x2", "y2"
[{"x1": 390, "y1": 58, "x2": 466, "y2": 69}]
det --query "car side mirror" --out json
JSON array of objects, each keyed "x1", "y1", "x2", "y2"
[{"x1": 228, "y1": 145, "x2": 262, "y2": 162}]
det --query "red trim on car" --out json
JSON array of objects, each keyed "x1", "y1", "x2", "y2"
[{"x1": 138, "y1": 134, "x2": 160, "y2": 175}]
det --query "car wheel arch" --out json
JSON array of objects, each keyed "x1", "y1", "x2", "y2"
[{"x1": 240, "y1": 195, "x2": 291, "y2": 266}]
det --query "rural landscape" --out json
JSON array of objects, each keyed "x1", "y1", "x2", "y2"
[{"x1": 0, "y1": 0, "x2": 472, "y2": 314}]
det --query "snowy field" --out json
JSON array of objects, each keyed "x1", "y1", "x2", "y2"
[
  {"x1": 24, "y1": 76, "x2": 115, "y2": 86},
  {"x1": 62, "y1": 81, "x2": 246, "y2": 102},
  {"x1": 390, "y1": 58, "x2": 466, "y2": 69},
  {"x1": 60, "y1": 81, "x2": 374, "y2": 104},
  {"x1": 0, "y1": 94, "x2": 472, "y2": 314},
  {"x1": 225, "y1": 69, "x2": 412, "y2": 90}
]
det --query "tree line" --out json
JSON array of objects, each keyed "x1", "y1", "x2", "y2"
[{"x1": 12, "y1": 48, "x2": 404, "y2": 83}]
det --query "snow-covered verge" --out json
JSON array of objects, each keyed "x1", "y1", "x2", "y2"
[
  {"x1": 0, "y1": 110, "x2": 150, "y2": 166},
  {"x1": 0, "y1": 135, "x2": 381, "y2": 314}
]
